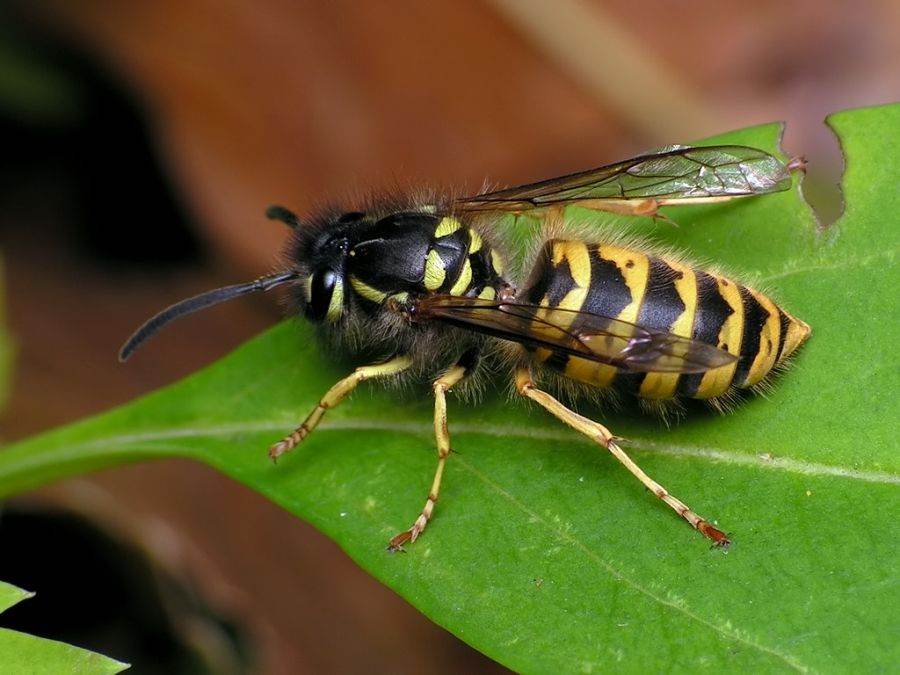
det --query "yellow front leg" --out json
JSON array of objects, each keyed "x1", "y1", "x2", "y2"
[
  {"x1": 269, "y1": 354, "x2": 413, "y2": 460},
  {"x1": 388, "y1": 362, "x2": 468, "y2": 551}
]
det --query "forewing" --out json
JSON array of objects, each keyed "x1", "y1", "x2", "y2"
[
  {"x1": 454, "y1": 145, "x2": 792, "y2": 211},
  {"x1": 416, "y1": 296, "x2": 736, "y2": 374}
]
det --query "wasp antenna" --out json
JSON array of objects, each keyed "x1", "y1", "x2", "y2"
[
  {"x1": 119, "y1": 271, "x2": 298, "y2": 362},
  {"x1": 266, "y1": 205, "x2": 301, "y2": 229}
]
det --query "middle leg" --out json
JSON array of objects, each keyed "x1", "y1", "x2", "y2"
[{"x1": 388, "y1": 356, "x2": 472, "y2": 551}]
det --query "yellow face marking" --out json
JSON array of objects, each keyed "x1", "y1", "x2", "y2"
[
  {"x1": 349, "y1": 276, "x2": 388, "y2": 304},
  {"x1": 745, "y1": 288, "x2": 781, "y2": 385},
  {"x1": 434, "y1": 217, "x2": 462, "y2": 238},
  {"x1": 640, "y1": 261, "x2": 698, "y2": 399},
  {"x1": 326, "y1": 278, "x2": 344, "y2": 322},
  {"x1": 490, "y1": 249, "x2": 505, "y2": 276},
  {"x1": 423, "y1": 249, "x2": 446, "y2": 290},
  {"x1": 450, "y1": 258, "x2": 473, "y2": 296},
  {"x1": 305, "y1": 274, "x2": 314, "y2": 303},
  {"x1": 696, "y1": 276, "x2": 743, "y2": 398},
  {"x1": 478, "y1": 286, "x2": 496, "y2": 301},
  {"x1": 467, "y1": 228, "x2": 483, "y2": 253}
]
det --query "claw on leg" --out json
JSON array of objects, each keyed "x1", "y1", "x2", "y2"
[
  {"x1": 388, "y1": 510, "x2": 430, "y2": 552},
  {"x1": 268, "y1": 355, "x2": 413, "y2": 461},
  {"x1": 269, "y1": 412, "x2": 319, "y2": 461},
  {"x1": 388, "y1": 361, "x2": 469, "y2": 551}
]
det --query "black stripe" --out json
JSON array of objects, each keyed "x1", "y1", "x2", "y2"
[
  {"x1": 616, "y1": 257, "x2": 685, "y2": 394},
  {"x1": 523, "y1": 242, "x2": 576, "y2": 305},
  {"x1": 733, "y1": 286, "x2": 770, "y2": 386},
  {"x1": 353, "y1": 213, "x2": 434, "y2": 289},
  {"x1": 469, "y1": 245, "x2": 495, "y2": 295},
  {"x1": 581, "y1": 247, "x2": 632, "y2": 318},
  {"x1": 679, "y1": 271, "x2": 734, "y2": 397},
  {"x1": 544, "y1": 350, "x2": 570, "y2": 372},
  {"x1": 775, "y1": 308, "x2": 791, "y2": 362}
]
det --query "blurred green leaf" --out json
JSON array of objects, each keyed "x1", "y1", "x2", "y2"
[
  {"x1": 0, "y1": 581, "x2": 127, "y2": 673},
  {"x1": 0, "y1": 104, "x2": 897, "y2": 672}
]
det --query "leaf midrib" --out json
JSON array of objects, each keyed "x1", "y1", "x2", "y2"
[{"x1": 29, "y1": 419, "x2": 899, "y2": 485}]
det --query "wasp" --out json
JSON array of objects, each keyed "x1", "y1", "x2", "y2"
[{"x1": 121, "y1": 145, "x2": 810, "y2": 550}]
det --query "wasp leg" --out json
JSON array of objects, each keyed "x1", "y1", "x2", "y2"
[
  {"x1": 388, "y1": 360, "x2": 469, "y2": 551},
  {"x1": 269, "y1": 354, "x2": 413, "y2": 460},
  {"x1": 514, "y1": 366, "x2": 730, "y2": 547}
]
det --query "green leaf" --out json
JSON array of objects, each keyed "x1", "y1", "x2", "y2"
[
  {"x1": 0, "y1": 581, "x2": 128, "y2": 673},
  {"x1": 0, "y1": 104, "x2": 897, "y2": 672}
]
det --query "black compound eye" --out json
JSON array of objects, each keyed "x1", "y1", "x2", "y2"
[{"x1": 307, "y1": 269, "x2": 337, "y2": 321}]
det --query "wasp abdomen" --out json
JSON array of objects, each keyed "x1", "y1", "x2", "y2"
[{"x1": 523, "y1": 239, "x2": 810, "y2": 401}]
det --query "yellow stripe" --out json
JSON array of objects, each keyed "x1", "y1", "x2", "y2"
[
  {"x1": 490, "y1": 249, "x2": 505, "y2": 276},
  {"x1": 468, "y1": 228, "x2": 483, "y2": 253},
  {"x1": 597, "y1": 244, "x2": 648, "y2": 323},
  {"x1": 551, "y1": 241, "x2": 591, "y2": 287},
  {"x1": 542, "y1": 242, "x2": 610, "y2": 386},
  {"x1": 450, "y1": 258, "x2": 472, "y2": 296},
  {"x1": 566, "y1": 245, "x2": 648, "y2": 389},
  {"x1": 745, "y1": 288, "x2": 781, "y2": 385},
  {"x1": 326, "y1": 278, "x2": 344, "y2": 321},
  {"x1": 534, "y1": 347, "x2": 553, "y2": 363},
  {"x1": 390, "y1": 291, "x2": 409, "y2": 304},
  {"x1": 780, "y1": 313, "x2": 811, "y2": 362},
  {"x1": 423, "y1": 249, "x2": 446, "y2": 290},
  {"x1": 695, "y1": 275, "x2": 743, "y2": 398},
  {"x1": 435, "y1": 217, "x2": 461, "y2": 238},
  {"x1": 541, "y1": 242, "x2": 589, "y2": 340},
  {"x1": 640, "y1": 261, "x2": 697, "y2": 399},
  {"x1": 349, "y1": 276, "x2": 388, "y2": 303},
  {"x1": 564, "y1": 356, "x2": 614, "y2": 387},
  {"x1": 478, "y1": 286, "x2": 496, "y2": 300}
]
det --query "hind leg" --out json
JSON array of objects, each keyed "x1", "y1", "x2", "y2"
[{"x1": 515, "y1": 365, "x2": 730, "y2": 546}]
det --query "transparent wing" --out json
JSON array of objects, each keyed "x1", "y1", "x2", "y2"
[
  {"x1": 415, "y1": 295, "x2": 736, "y2": 374},
  {"x1": 454, "y1": 145, "x2": 792, "y2": 212}
]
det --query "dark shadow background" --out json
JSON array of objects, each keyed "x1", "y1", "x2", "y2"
[{"x1": 0, "y1": 1, "x2": 896, "y2": 672}]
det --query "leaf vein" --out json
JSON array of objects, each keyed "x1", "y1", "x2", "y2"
[{"x1": 43, "y1": 419, "x2": 900, "y2": 485}]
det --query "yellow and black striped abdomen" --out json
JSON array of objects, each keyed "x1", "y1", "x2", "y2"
[{"x1": 522, "y1": 239, "x2": 810, "y2": 401}]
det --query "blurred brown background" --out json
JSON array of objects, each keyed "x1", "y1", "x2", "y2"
[{"x1": 0, "y1": 1, "x2": 897, "y2": 672}]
